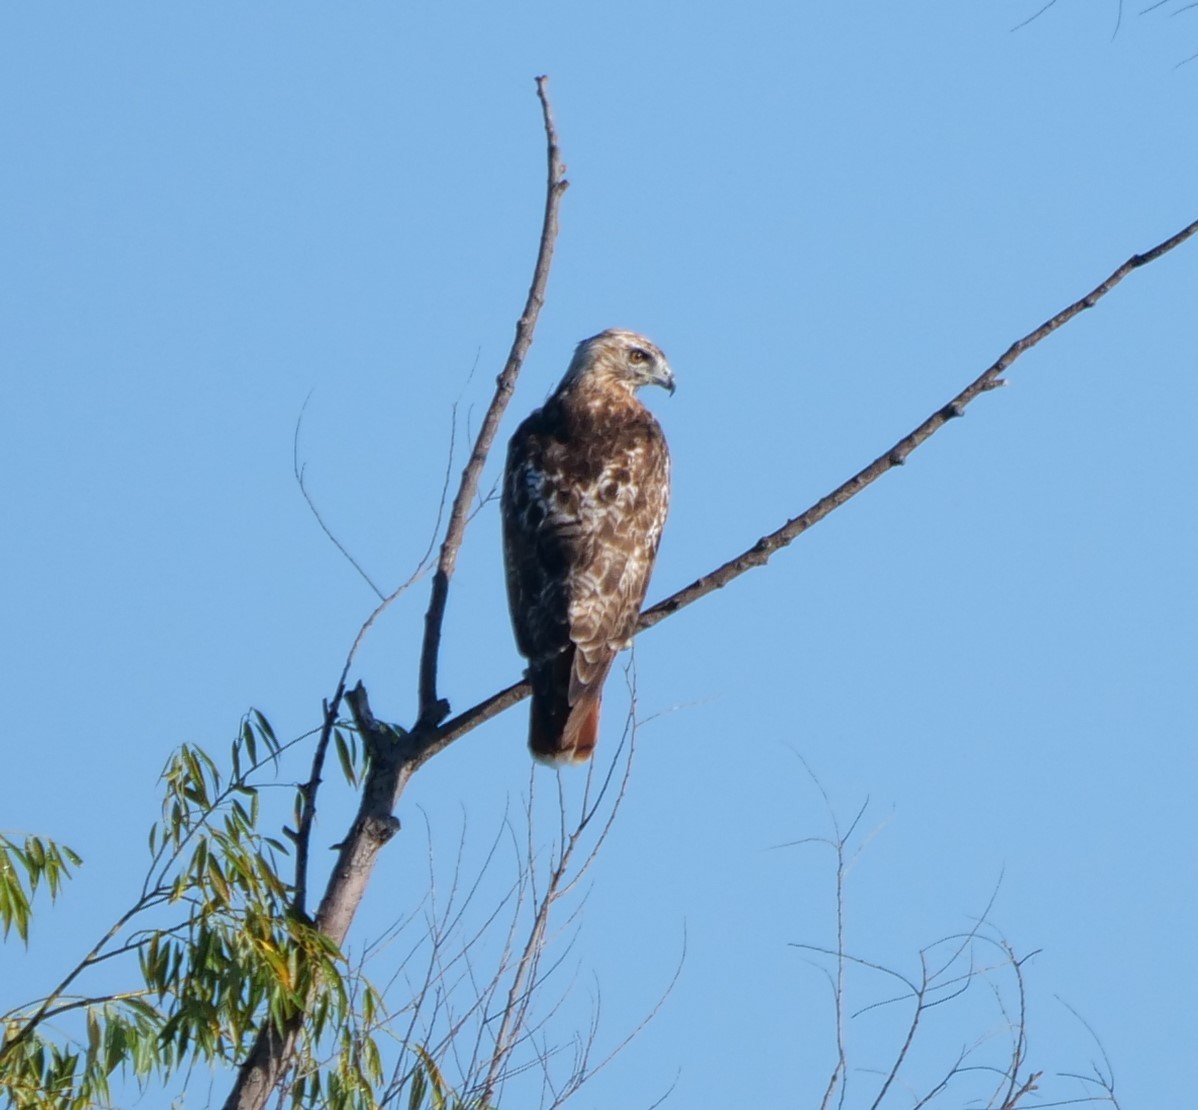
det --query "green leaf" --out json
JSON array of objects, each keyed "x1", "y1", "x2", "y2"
[
  {"x1": 242, "y1": 717, "x2": 258, "y2": 766},
  {"x1": 335, "y1": 729, "x2": 357, "y2": 787},
  {"x1": 0, "y1": 834, "x2": 80, "y2": 943},
  {"x1": 252, "y1": 708, "x2": 279, "y2": 753}
]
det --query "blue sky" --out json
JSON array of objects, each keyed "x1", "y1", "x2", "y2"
[{"x1": 3, "y1": 3, "x2": 1196, "y2": 1107}]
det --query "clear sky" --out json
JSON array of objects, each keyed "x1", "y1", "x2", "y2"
[{"x1": 2, "y1": 3, "x2": 1196, "y2": 1108}]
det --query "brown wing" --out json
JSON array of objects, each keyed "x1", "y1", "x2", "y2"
[{"x1": 563, "y1": 418, "x2": 670, "y2": 701}]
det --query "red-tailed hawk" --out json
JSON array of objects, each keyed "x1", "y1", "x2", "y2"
[{"x1": 502, "y1": 329, "x2": 674, "y2": 764}]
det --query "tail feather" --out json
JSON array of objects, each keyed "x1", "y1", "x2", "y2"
[
  {"x1": 558, "y1": 694, "x2": 601, "y2": 763},
  {"x1": 528, "y1": 651, "x2": 604, "y2": 764}
]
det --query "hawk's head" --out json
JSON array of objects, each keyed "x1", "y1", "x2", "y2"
[{"x1": 563, "y1": 328, "x2": 676, "y2": 397}]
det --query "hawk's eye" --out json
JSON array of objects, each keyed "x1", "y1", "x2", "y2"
[{"x1": 628, "y1": 348, "x2": 649, "y2": 365}]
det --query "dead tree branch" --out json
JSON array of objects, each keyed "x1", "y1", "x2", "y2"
[
  {"x1": 790, "y1": 793, "x2": 1048, "y2": 1110},
  {"x1": 639, "y1": 215, "x2": 1198, "y2": 631},
  {"x1": 417, "y1": 74, "x2": 568, "y2": 728}
]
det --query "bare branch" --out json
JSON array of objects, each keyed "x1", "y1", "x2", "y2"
[
  {"x1": 1056, "y1": 995, "x2": 1124, "y2": 1109},
  {"x1": 290, "y1": 700, "x2": 337, "y2": 921},
  {"x1": 441, "y1": 698, "x2": 646, "y2": 1108},
  {"x1": 638, "y1": 216, "x2": 1198, "y2": 632},
  {"x1": 416, "y1": 75, "x2": 569, "y2": 726},
  {"x1": 1011, "y1": 0, "x2": 1063, "y2": 32},
  {"x1": 782, "y1": 772, "x2": 1071, "y2": 1110},
  {"x1": 1001, "y1": 1070, "x2": 1044, "y2": 1109}
]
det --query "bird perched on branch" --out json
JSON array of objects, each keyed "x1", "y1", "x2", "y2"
[{"x1": 502, "y1": 329, "x2": 674, "y2": 764}]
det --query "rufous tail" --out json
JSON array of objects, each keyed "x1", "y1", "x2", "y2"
[{"x1": 528, "y1": 651, "x2": 602, "y2": 764}]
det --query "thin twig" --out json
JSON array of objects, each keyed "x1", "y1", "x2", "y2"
[
  {"x1": 997, "y1": 941, "x2": 1032, "y2": 1109},
  {"x1": 1011, "y1": 0, "x2": 1063, "y2": 32},
  {"x1": 293, "y1": 391, "x2": 386, "y2": 600},
  {"x1": 1056, "y1": 995, "x2": 1124, "y2": 1109},
  {"x1": 475, "y1": 700, "x2": 640, "y2": 1108}
]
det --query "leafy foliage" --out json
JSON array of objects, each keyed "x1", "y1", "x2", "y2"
[
  {"x1": 0, "y1": 711, "x2": 420, "y2": 1110},
  {"x1": 0, "y1": 835, "x2": 81, "y2": 945}
]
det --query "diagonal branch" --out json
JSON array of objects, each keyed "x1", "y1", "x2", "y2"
[
  {"x1": 417, "y1": 75, "x2": 569, "y2": 727},
  {"x1": 425, "y1": 214, "x2": 1198, "y2": 746},
  {"x1": 293, "y1": 390, "x2": 387, "y2": 600},
  {"x1": 638, "y1": 215, "x2": 1198, "y2": 631}
]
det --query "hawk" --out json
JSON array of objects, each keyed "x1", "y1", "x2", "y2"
[{"x1": 502, "y1": 329, "x2": 674, "y2": 764}]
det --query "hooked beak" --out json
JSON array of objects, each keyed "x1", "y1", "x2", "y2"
[{"x1": 657, "y1": 364, "x2": 676, "y2": 396}]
